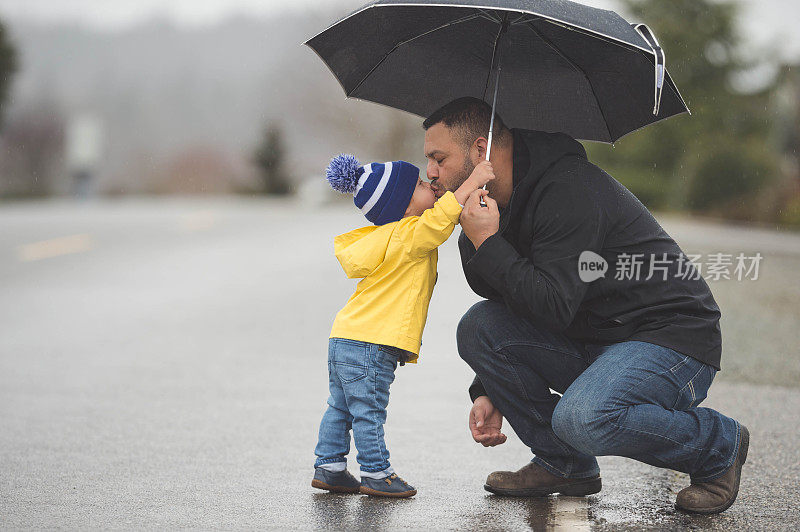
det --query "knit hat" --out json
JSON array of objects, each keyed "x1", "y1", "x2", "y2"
[{"x1": 326, "y1": 154, "x2": 419, "y2": 225}]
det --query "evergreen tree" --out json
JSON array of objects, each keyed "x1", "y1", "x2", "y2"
[
  {"x1": 584, "y1": 0, "x2": 780, "y2": 220},
  {"x1": 0, "y1": 19, "x2": 18, "y2": 128}
]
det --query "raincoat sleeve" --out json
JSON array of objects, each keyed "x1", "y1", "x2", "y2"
[
  {"x1": 466, "y1": 180, "x2": 609, "y2": 333},
  {"x1": 402, "y1": 191, "x2": 463, "y2": 258}
]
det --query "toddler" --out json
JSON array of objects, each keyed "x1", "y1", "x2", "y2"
[{"x1": 312, "y1": 153, "x2": 493, "y2": 497}]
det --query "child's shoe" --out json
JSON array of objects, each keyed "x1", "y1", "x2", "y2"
[
  {"x1": 311, "y1": 467, "x2": 361, "y2": 494},
  {"x1": 360, "y1": 473, "x2": 417, "y2": 498}
]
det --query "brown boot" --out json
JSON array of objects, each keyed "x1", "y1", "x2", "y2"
[
  {"x1": 484, "y1": 461, "x2": 601, "y2": 497},
  {"x1": 676, "y1": 424, "x2": 750, "y2": 514}
]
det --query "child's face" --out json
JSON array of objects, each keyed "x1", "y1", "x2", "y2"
[{"x1": 404, "y1": 176, "x2": 437, "y2": 217}]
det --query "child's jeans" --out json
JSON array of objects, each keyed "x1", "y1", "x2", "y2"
[{"x1": 314, "y1": 338, "x2": 406, "y2": 474}]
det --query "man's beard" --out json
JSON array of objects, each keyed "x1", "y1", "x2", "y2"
[
  {"x1": 442, "y1": 154, "x2": 475, "y2": 193},
  {"x1": 459, "y1": 156, "x2": 475, "y2": 189},
  {"x1": 432, "y1": 153, "x2": 483, "y2": 197}
]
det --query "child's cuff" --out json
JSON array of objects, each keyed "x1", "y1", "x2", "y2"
[{"x1": 437, "y1": 191, "x2": 463, "y2": 223}]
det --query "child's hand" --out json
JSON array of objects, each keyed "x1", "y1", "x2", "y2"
[
  {"x1": 454, "y1": 160, "x2": 495, "y2": 206},
  {"x1": 467, "y1": 160, "x2": 495, "y2": 189}
]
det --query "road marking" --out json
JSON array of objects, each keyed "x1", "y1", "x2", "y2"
[
  {"x1": 550, "y1": 497, "x2": 591, "y2": 531},
  {"x1": 178, "y1": 210, "x2": 218, "y2": 232},
  {"x1": 523, "y1": 496, "x2": 592, "y2": 530},
  {"x1": 16, "y1": 234, "x2": 94, "y2": 262}
]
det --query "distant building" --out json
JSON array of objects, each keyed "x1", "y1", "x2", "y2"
[{"x1": 65, "y1": 113, "x2": 104, "y2": 198}]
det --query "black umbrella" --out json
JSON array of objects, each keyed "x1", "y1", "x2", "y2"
[{"x1": 304, "y1": 0, "x2": 688, "y2": 145}]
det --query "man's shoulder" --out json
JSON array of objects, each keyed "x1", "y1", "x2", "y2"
[
  {"x1": 539, "y1": 157, "x2": 615, "y2": 196},
  {"x1": 521, "y1": 159, "x2": 625, "y2": 228}
]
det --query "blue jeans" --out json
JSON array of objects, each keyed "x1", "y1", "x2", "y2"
[
  {"x1": 314, "y1": 338, "x2": 401, "y2": 473},
  {"x1": 457, "y1": 300, "x2": 741, "y2": 482}
]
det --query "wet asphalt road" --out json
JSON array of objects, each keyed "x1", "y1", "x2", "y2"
[{"x1": 1, "y1": 197, "x2": 798, "y2": 530}]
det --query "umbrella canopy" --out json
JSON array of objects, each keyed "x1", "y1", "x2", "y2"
[{"x1": 305, "y1": 0, "x2": 689, "y2": 143}]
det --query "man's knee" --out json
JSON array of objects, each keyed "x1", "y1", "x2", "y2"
[
  {"x1": 552, "y1": 392, "x2": 619, "y2": 456},
  {"x1": 551, "y1": 397, "x2": 586, "y2": 451},
  {"x1": 456, "y1": 300, "x2": 497, "y2": 362}
]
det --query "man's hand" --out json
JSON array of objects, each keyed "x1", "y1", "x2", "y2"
[
  {"x1": 469, "y1": 395, "x2": 507, "y2": 447},
  {"x1": 460, "y1": 189, "x2": 499, "y2": 249}
]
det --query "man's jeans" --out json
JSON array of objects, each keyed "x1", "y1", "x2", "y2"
[
  {"x1": 457, "y1": 300, "x2": 741, "y2": 481},
  {"x1": 314, "y1": 338, "x2": 401, "y2": 473}
]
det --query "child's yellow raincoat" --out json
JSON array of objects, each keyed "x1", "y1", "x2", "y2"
[{"x1": 330, "y1": 191, "x2": 462, "y2": 361}]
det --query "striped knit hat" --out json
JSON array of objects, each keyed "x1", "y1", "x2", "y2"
[{"x1": 326, "y1": 154, "x2": 418, "y2": 225}]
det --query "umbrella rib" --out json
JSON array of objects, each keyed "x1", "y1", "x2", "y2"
[
  {"x1": 347, "y1": 12, "x2": 483, "y2": 97},
  {"x1": 524, "y1": 21, "x2": 615, "y2": 143},
  {"x1": 482, "y1": 15, "x2": 508, "y2": 102},
  {"x1": 476, "y1": 9, "x2": 501, "y2": 24},
  {"x1": 511, "y1": 14, "x2": 540, "y2": 26}
]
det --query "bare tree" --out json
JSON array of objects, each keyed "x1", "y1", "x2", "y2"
[
  {"x1": 253, "y1": 123, "x2": 293, "y2": 195},
  {"x1": 0, "y1": 107, "x2": 65, "y2": 197}
]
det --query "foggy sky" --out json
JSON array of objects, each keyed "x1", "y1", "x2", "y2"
[
  {"x1": 0, "y1": 0, "x2": 797, "y2": 196},
  {"x1": 0, "y1": 0, "x2": 799, "y2": 62}
]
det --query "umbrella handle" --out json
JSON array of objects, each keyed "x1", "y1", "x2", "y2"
[
  {"x1": 633, "y1": 24, "x2": 665, "y2": 116},
  {"x1": 480, "y1": 65, "x2": 502, "y2": 207}
]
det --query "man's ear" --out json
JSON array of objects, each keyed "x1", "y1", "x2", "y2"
[{"x1": 471, "y1": 137, "x2": 488, "y2": 164}]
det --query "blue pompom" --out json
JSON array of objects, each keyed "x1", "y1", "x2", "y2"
[{"x1": 326, "y1": 154, "x2": 362, "y2": 194}]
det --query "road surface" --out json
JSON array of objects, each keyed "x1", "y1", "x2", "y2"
[{"x1": 1, "y1": 197, "x2": 798, "y2": 529}]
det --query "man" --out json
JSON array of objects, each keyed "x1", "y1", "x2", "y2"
[{"x1": 424, "y1": 97, "x2": 747, "y2": 514}]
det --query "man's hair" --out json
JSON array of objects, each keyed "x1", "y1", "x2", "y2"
[{"x1": 422, "y1": 97, "x2": 510, "y2": 150}]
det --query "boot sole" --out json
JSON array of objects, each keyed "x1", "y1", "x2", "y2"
[
  {"x1": 359, "y1": 486, "x2": 417, "y2": 498},
  {"x1": 311, "y1": 478, "x2": 360, "y2": 494},
  {"x1": 676, "y1": 424, "x2": 750, "y2": 515},
  {"x1": 484, "y1": 476, "x2": 602, "y2": 497}
]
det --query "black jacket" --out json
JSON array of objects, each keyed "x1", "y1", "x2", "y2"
[{"x1": 461, "y1": 129, "x2": 722, "y2": 402}]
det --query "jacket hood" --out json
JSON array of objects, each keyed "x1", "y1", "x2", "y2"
[
  {"x1": 512, "y1": 129, "x2": 587, "y2": 191},
  {"x1": 501, "y1": 129, "x2": 587, "y2": 230},
  {"x1": 333, "y1": 225, "x2": 390, "y2": 279}
]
